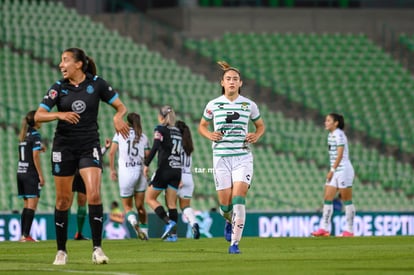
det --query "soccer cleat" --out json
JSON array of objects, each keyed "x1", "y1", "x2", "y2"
[
  {"x1": 311, "y1": 228, "x2": 330, "y2": 237},
  {"x1": 340, "y1": 231, "x2": 354, "y2": 237},
  {"x1": 192, "y1": 223, "x2": 200, "y2": 240},
  {"x1": 161, "y1": 221, "x2": 176, "y2": 240},
  {"x1": 164, "y1": 234, "x2": 178, "y2": 242},
  {"x1": 133, "y1": 224, "x2": 148, "y2": 240},
  {"x1": 92, "y1": 247, "x2": 109, "y2": 264},
  {"x1": 74, "y1": 232, "x2": 89, "y2": 240},
  {"x1": 53, "y1": 250, "x2": 67, "y2": 265},
  {"x1": 20, "y1": 235, "x2": 39, "y2": 242},
  {"x1": 224, "y1": 221, "x2": 232, "y2": 242},
  {"x1": 228, "y1": 244, "x2": 241, "y2": 254}
]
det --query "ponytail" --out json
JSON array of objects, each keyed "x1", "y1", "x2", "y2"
[{"x1": 18, "y1": 110, "x2": 36, "y2": 142}]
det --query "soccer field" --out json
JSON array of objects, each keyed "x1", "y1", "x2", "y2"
[{"x1": 1, "y1": 236, "x2": 413, "y2": 275}]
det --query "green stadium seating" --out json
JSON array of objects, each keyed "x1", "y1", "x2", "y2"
[{"x1": 1, "y1": 0, "x2": 413, "y2": 212}]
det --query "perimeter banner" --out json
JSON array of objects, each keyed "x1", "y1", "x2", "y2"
[{"x1": 1, "y1": 211, "x2": 413, "y2": 241}]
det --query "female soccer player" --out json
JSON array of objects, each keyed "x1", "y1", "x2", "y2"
[
  {"x1": 165, "y1": 120, "x2": 200, "y2": 242},
  {"x1": 311, "y1": 113, "x2": 356, "y2": 237},
  {"x1": 17, "y1": 110, "x2": 45, "y2": 242},
  {"x1": 198, "y1": 61, "x2": 265, "y2": 254},
  {"x1": 109, "y1": 112, "x2": 150, "y2": 240},
  {"x1": 35, "y1": 47, "x2": 129, "y2": 265},
  {"x1": 143, "y1": 105, "x2": 182, "y2": 240}
]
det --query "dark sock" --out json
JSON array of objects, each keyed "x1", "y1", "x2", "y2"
[
  {"x1": 168, "y1": 208, "x2": 178, "y2": 234},
  {"x1": 55, "y1": 208, "x2": 68, "y2": 251},
  {"x1": 88, "y1": 204, "x2": 103, "y2": 248},
  {"x1": 23, "y1": 208, "x2": 35, "y2": 237},
  {"x1": 77, "y1": 205, "x2": 87, "y2": 234},
  {"x1": 20, "y1": 208, "x2": 27, "y2": 237},
  {"x1": 154, "y1": 205, "x2": 170, "y2": 224}
]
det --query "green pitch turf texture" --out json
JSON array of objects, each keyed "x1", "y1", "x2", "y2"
[{"x1": 1, "y1": 236, "x2": 413, "y2": 275}]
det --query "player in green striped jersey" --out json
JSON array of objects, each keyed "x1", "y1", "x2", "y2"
[{"x1": 198, "y1": 61, "x2": 265, "y2": 254}]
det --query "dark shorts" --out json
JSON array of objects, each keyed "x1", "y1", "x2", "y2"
[
  {"x1": 17, "y1": 173, "x2": 41, "y2": 198},
  {"x1": 72, "y1": 171, "x2": 86, "y2": 194},
  {"x1": 51, "y1": 136, "x2": 102, "y2": 176},
  {"x1": 149, "y1": 168, "x2": 181, "y2": 190}
]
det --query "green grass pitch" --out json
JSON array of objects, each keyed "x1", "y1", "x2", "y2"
[{"x1": 1, "y1": 236, "x2": 413, "y2": 274}]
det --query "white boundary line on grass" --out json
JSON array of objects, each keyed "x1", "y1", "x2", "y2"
[{"x1": 34, "y1": 269, "x2": 139, "y2": 275}]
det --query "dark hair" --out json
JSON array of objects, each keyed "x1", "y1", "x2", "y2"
[
  {"x1": 329, "y1": 113, "x2": 345, "y2": 130},
  {"x1": 176, "y1": 120, "x2": 194, "y2": 156},
  {"x1": 63, "y1": 47, "x2": 97, "y2": 75},
  {"x1": 127, "y1": 112, "x2": 142, "y2": 145},
  {"x1": 19, "y1": 110, "x2": 36, "y2": 142},
  {"x1": 218, "y1": 60, "x2": 242, "y2": 95}
]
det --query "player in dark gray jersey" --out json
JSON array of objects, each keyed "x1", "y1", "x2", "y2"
[
  {"x1": 144, "y1": 105, "x2": 182, "y2": 240},
  {"x1": 35, "y1": 48, "x2": 129, "y2": 265},
  {"x1": 17, "y1": 110, "x2": 45, "y2": 242}
]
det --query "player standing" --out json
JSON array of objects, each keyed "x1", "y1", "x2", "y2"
[
  {"x1": 109, "y1": 112, "x2": 150, "y2": 240},
  {"x1": 143, "y1": 105, "x2": 182, "y2": 240},
  {"x1": 17, "y1": 110, "x2": 45, "y2": 242},
  {"x1": 198, "y1": 61, "x2": 265, "y2": 254},
  {"x1": 311, "y1": 113, "x2": 356, "y2": 237},
  {"x1": 35, "y1": 47, "x2": 129, "y2": 265}
]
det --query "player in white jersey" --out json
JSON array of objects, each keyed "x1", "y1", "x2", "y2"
[
  {"x1": 198, "y1": 61, "x2": 265, "y2": 254},
  {"x1": 174, "y1": 120, "x2": 200, "y2": 241},
  {"x1": 312, "y1": 113, "x2": 356, "y2": 237},
  {"x1": 109, "y1": 112, "x2": 150, "y2": 240}
]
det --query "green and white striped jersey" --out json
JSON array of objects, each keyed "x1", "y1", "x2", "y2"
[
  {"x1": 327, "y1": 128, "x2": 351, "y2": 171},
  {"x1": 202, "y1": 95, "x2": 261, "y2": 157}
]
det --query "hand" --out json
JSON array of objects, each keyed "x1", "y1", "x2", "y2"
[
  {"x1": 209, "y1": 131, "x2": 223, "y2": 142},
  {"x1": 110, "y1": 170, "x2": 117, "y2": 181},
  {"x1": 245, "y1": 133, "x2": 259, "y2": 143},
  {"x1": 143, "y1": 166, "x2": 149, "y2": 178},
  {"x1": 59, "y1": 112, "x2": 80, "y2": 124},
  {"x1": 114, "y1": 117, "x2": 129, "y2": 139},
  {"x1": 326, "y1": 171, "x2": 333, "y2": 182},
  {"x1": 39, "y1": 176, "x2": 45, "y2": 187},
  {"x1": 105, "y1": 138, "x2": 112, "y2": 148}
]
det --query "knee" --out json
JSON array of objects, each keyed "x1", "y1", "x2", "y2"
[{"x1": 56, "y1": 196, "x2": 72, "y2": 210}]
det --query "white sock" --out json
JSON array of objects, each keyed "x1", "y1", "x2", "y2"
[
  {"x1": 321, "y1": 204, "x2": 333, "y2": 231},
  {"x1": 183, "y1": 207, "x2": 197, "y2": 226},
  {"x1": 231, "y1": 204, "x2": 245, "y2": 246},
  {"x1": 345, "y1": 204, "x2": 356, "y2": 233},
  {"x1": 126, "y1": 211, "x2": 138, "y2": 227}
]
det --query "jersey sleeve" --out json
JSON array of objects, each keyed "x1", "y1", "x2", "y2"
[
  {"x1": 335, "y1": 131, "x2": 346, "y2": 147},
  {"x1": 144, "y1": 126, "x2": 163, "y2": 166},
  {"x1": 202, "y1": 100, "x2": 214, "y2": 121},
  {"x1": 31, "y1": 131, "x2": 42, "y2": 151},
  {"x1": 97, "y1": 77, "x2": 118, "y2": 104},
  {"x1": 250, "y1": 100, "x2": 261, "y2": 121},
  {"x1": 39, "y1": 82, "x2": 61, "y2": 112},
  {"x1": 112, "y1": 133, "x2": 119, "y2": 144}
]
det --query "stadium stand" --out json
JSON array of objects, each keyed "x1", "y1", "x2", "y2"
[{"x1": 1, "y1": 0, "x2": 413, "y2": 213}]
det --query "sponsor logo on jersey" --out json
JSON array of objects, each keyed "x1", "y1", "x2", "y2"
[
  {"x1": 154, "y1": 131, "x2": 163, "y2": 141},
  {"x1": 61, "y1": 89, "x2": 68, "y2": 95},
  {"x1": 72, "y1": 100, "x2": 86, "y2": 114},
  {"x1": 86, "y1": 85, "x2": 94, "y2": 94},
  {"x1": 48, "y1": 89, "x2": 58, "y2": 99}
]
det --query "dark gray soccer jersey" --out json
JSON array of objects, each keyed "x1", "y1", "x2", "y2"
[
  {"x1": 39, "y1": 73, "x2": 118, "y2": 139},
  {"x1": 17, "y1": 127, "x2": 42, "y2": 176}
]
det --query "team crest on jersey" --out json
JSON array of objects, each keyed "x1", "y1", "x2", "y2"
[
  {"x1": 72, "y1": 100, "x2": 86, "y2": 114},
  {"x1": 241, "y1": 102, "x2": 249, "y2": 111},
  {"x1": 86, "y1": 85, "x2": 94, "y2": 94},
  {"x1": 48, "y1": 89, "x2": 58, "y2": 99},
  {"x1": 154, "y1": 131, "x2": 163, "y2": 141}
]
